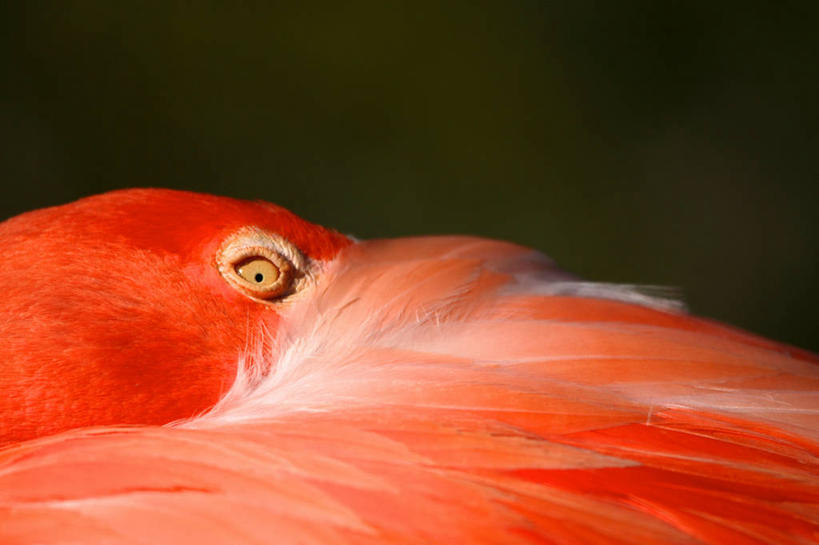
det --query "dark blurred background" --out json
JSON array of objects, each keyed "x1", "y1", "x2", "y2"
[{"x1": 1, "y1": 2, "x2": 817, "y2": 350}]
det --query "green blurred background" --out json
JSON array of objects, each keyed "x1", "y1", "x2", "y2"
[{"x1": 1, "y1": 2, "x2": 817, "y2": 350}]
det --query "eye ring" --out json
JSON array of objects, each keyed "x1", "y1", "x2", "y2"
[{"x1": 216, "y1": 227, "x2": 308, "y2": 302}]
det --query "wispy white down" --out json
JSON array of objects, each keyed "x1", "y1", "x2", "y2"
[{"x1": 178, "y1": 238, "x2": 815, "y2": 434}]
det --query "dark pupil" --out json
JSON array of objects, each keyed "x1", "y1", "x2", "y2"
[{"x1": 254, "y1": 273, "x2": 264, "y2": 283}]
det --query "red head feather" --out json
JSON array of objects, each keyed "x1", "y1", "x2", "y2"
[{"x1": 0, "y1": 188, "x2": 350, "y2": 444}]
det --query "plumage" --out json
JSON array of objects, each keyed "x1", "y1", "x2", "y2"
[{"x1": 0, "y1": 189, "x2": 816, "y2": 544}]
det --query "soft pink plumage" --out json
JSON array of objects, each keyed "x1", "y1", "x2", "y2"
[{"x1": 0, "y1": 190, "x2": 817, "y2": 544}]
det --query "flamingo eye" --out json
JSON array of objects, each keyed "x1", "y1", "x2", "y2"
[
  {"x1": 217, "y1": 227, "x2": 308, "y2": 302},
  {"x1": 225, "y1": 249, "x2": 293, "y2": 300},
  {"x1": 235, "y1": 257, "x2": 280, "y2": 287}
]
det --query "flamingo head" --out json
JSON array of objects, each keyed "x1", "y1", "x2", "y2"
[{"x1": 0, "y1": 188, "x2": 351, "y2": 445}]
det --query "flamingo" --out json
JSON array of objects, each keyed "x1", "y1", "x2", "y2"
[{"x1": 0, "y1": 188, "x2": 817, "y2": 544}]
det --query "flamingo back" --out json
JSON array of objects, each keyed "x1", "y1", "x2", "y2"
[{"x1": 1, "y1": 236, "x2": 817, "y2": 544}]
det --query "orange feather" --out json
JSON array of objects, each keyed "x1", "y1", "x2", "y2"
[{"x1": 0, "y1": 189, "x2": 816, "y2": 544}]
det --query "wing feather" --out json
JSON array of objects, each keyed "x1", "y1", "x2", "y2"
[{"x1": 2, "y1": 236, "x2": 817, "y2": 544}]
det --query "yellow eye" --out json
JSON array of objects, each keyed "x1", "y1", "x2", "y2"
[
  {"x1": 216, "y1": 227, "x2": 308, "y2": 303},
  {"x1": 227, "y1": 251, "x2": 292, "y2": 300},
  {"x1": 235, "y1": 257, "x2": 280, "y2": 287}
]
